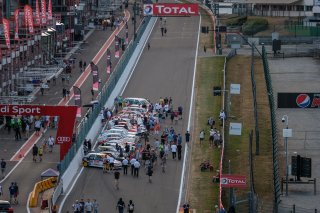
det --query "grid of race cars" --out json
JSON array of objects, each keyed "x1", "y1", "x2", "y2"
[{"x1": 82, "y1": 97, "x2": 151, "y2": 170}]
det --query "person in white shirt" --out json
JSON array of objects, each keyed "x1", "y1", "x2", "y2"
[
  {"x1": 130, "y1": 158, "x2": 136, "y2": 176},
  {"x1": 84, "y1": 199, "x2": 93, "y2": 212},
  {"x1": 122, "y1": 157, "x2": 128, "y2": 175},
  {"x1": 48, "y1": 136, "x2": 55, "y2": 153},
  {"x1": 209, "y1": 129, "x2": 216, "y2": 147},
  {"x1": 34, "y1": 120, "x2": 42, "y2": 136},
  {"x1": 171, "y1": 143, "x2": 177, "y2": 159},
  {"x1": 108, "y1": 156, "x2": 115, "y2": 171},
  {"x1": 133, "y1": 160, "x2": 140, "y2": 177}
]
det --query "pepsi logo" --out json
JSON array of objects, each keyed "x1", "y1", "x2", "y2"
[
  {"x1": 144, "y1": 4, "x2": 153, "y2": 15},
  {"x1": 296, "y1": 94, "x2": 311, "y2": 108}
]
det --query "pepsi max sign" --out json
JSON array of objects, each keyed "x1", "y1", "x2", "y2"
[
  {"x1": 143, "y1": 3, "x2": 199, "y2": 16},
  {"x1": 278, "y1": 93, "x2": 320, "y2": 108}
]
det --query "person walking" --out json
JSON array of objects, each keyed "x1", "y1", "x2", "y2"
[
  {"x1": 84, "y1": 199, "x2": 93, "y2": 213},
  {"x1": 177, "y1": 143, "x2": 182, "y2": 160},
  {"x1": 171, "y1": 143, "x2": 177, "y2": 159},
  {"x1": 13, "y1": 182, "x2": 18, "y2": 204},
  {"x1": 0, "y1": 184, "x2": 3, "y2": 197},
  {"x1": 133, "y1": 160, "x2": 140, "y2": 178},
  {"x1": 114, "y1": 170, "x2": 120, "y2": 190},
  {"x1": 147, "y1": 42, "x2": 150, "y2": 50},
  {"x1": 183, "y1": 203, "x2": 190, "y2": 213},
  {"x1": 127, "y1": 200, "x2": 135, "y2": 213},
  {"x1": 1, "y1": 159, "x2": 6, "y2": 179},
  {"x1": 147, "y1": 164, "x2": 153, "y2": 183},
  {"x1": 92, "y1": 199, "x2": 99, "y2": 213},
  {"x1": 62, "y1": 88, "x2": 67, "y2": 98},
  {"x1": 116, "y1": 198, "x2": 125, "y2": 213},
  {"x1": 199, "y1": 130, "x2": 205, "y2": 146},
  {"x1": 48, "y1": 136, "x2": 55, "y2": 152},
  {"x1": 38, "y1": 146, "x2": 43, "y2": 162},
  {"x1": 122, "y1": 157, "x2": 128, "y2": 175},
  {"x1": 32, "y1": 144, "x2": 39, "y2": 162},
  {"x1": 185, "y1": 131, "x2": 190, "y2": 145},
  {"x1": 8, "y1": 183, "x2": 15, "y2": 204},
  {"x1": 130, "y1": 157, "x2": 136, "y2": 176}
]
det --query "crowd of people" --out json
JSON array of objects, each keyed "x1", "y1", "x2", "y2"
[{"x1": 3, "y1": 115, "x2": 59, "y2": 140}]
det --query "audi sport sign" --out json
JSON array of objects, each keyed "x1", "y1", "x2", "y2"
[
  {"x1": 143, "y1": 3, "x2": 199, "y2": 16},
  {"x1": 221, "y1": 175, "x2": 246, "y2": 188},
  {"x1": 0, "y1": 104, "x2": 77, "y2": 160}
]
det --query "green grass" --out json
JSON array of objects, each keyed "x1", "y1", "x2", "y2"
[{"x1": 188, "y1": 56, "x2": 225, "y2": 213}]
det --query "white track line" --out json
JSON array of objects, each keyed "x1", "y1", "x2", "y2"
[
  {"x1": 58, "y1": 18, "x2": 157, "y2": 213},
  {"x1": 176, "y1": 15, "x2": 201, "y2": 213}
]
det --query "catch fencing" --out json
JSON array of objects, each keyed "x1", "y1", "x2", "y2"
[
  {"x1": 261, "y1": 46, "x2": 281, "y2": 213},
  {"x1": 58, "y1": 17, "x2": 151, "y2": 175}
]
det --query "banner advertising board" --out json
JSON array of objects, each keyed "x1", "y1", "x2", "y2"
[
  {"x1": 221, "y1": 174, "x2": 246, "y2": 188},
  {"x1": 278, "y1": 93, "x2": 320, "y2": 108},
  {"x1": 143, "y1": 3, "x2": 199, "y2": 16},
  {"x1": 0, "y1": 105, "x2": 77, "y2": 160}
]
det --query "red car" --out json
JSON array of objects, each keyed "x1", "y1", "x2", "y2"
[{"x1": 0, "y1": 200, "x2": 14, "y2": 213}]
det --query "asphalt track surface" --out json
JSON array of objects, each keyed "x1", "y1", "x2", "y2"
[
  {"x1": 0, "y1": 10, "x2": 141, "y2": 213},
  {"x1": 60, "y1": 16, "x2": 200, "y2": 212}
]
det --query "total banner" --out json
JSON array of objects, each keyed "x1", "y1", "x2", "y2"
[
  {"x1": 41, "y1": 0, "x2": 47, "y2": 25},
  {"x1": 48, "y1": 0, "x2": 53, "y2": 20},
  {"x1": 14, "y1": 9, "x2": 20, "y2": 40},
  {"x1": 73, "y1": 86, "x2": 82, "y2": 117},
  {"x1": 143, "y1": 3, "x2": 199, "y2": 16},
  {"x1": 24, "y1": 5, "x2": 34, "y2": 34},
  {"x1": 0, "y1": 105, "x2": 77, "y2": 160},
  {"x1": 278, "y1": 93, "x2": 320, "y2": 108},
  {"x1": 91, "y1": 63, "x2": 99, "y2": 91},
  {"x1": 115, "y1": 35, "x2": 120, "y2": 58},
  {"x1": 220, "y1": 174, "x2": 246, "y2": 188},
  {"x1": 106, "y1": 49, "x2": 111, "y2": 74},
  {"x1": 2, "y1": 18, "x2": 11, "y2": 49},
  {"x1": 125, "y1": 22, "x2": 129, "y2": 44}
]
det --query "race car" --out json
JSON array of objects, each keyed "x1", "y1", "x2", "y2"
[{"x1": 82, "y1": 152, "x2": 122, "y2": 170}]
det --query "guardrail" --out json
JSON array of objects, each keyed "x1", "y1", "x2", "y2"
[
  {"x1": 29, "y1": 177, "x2": 57, "y2": 207},
  {"x1": 58, "y1": 16, "x2": 151, "y2": 175}
]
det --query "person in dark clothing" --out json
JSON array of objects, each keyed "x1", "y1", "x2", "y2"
[
  {"x1": 62, "y1": 88, "x2": 67, "y2": 98},
  {"x1": 177, "y1": 144, "x2": 182, "y2": 160},
  {"x1": 1, "y1": 159, "x2": 6, "y2": 178},
  {"x1": 32, "y1": 144, "x2": 39, "y2": 162},
  {"x1": 128, "y1": 200, "x2": 135, "y2": 213},
  {"x1": 185, "y1": 131, "x2": 190, "y2": 145},
  {"x1": 183, "y1": 203, "x2": 190, "y2": 213},
  {"x1": 14, "y1": 123, "x2": 21, "y2": 141},
  {"x1": 116, "y1": 198, "x2": 125, "y2": 213}
]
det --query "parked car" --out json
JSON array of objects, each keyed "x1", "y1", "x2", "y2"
[
  {"x1": 82, "y1": 152, "x2": 122, "y2": 169},
  {"x1": 100, "y1": 151, "x2": 126, "y2": 161},
  {"x1": 123, "y1": 97, "x2": 150, "y2": 107},
  {"x1": 0, "y1": 200, "x2": 14, "y2": 213}
]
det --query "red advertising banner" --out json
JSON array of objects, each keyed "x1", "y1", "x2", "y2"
[
  {"x1": 24, "y1": 5, "x2": 34, "y2": 34},
  {"x1": 143, "y1": 3, "x2": 199, "y2": 16},
  {"x1": 35, "y1": 0, "x2": 41, "y2": 25},
  {"x1": 14, "y1": 9, "x2": 20, "y2": 40},
  {"x1": 73, "y1": 86, "x2": 82, "y2": 118},
  {"x1": 125, "y1": 22, "x2": 129, "y2": 44},
  {"x1": 220, "y1": 175, "x2": 246, "y2": 188},
  {"x1": 48, "y1": 0, "x2": 53, "y2": 20},
  {"x1": 0, "y1": 105, "x2": 77, "y2": 160},
  {"x1": 2, "y1": 18, "x2": 10, "y2": 49},
  {"x1": 115, "y1": 35, "x2": 120, "y2": 58},
  {"x1": 41, "y1": 0, "x2": 47, "y2": 25},
  {"x1": 91, "y1": 63, "x2": 99, "y2": 91},
  {"x1": 106, "y1": 49, "x2": 111, "y2": 74}
]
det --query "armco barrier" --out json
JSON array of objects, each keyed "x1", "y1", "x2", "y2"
[{"x1": 29, "y1": 177, "x2": 57, "y2": 207}]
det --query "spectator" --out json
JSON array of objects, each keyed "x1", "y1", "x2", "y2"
[
  {"x1": 114, "y1": 170, "x2": 120, "y2": 190},
  {"x1": 84, "y1": 199, "x2": 93, "y2": 213},
  {"x1": 133, "y1": 160, "x2": 140, "y2": 177},
  {"x1": 116, "y1": 198, "x2": 125, "y2": 213},
  {"x1": 32, "y1": 144, "x2": 39, "y2": 162},
  {"x1": 128, "y1": 200, "x2": 135, "y2": 213},
  {"x1": 1, "y1": 159, "x2": 6, "y2": 178}
]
